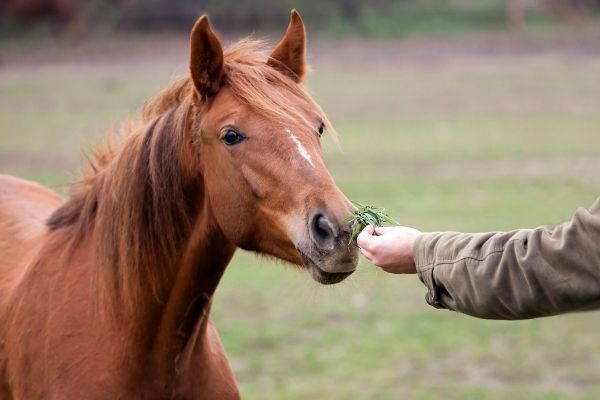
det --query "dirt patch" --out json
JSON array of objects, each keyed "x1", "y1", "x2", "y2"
[
  {"x1": 3, "y1": 26, "x2": 600, "y2": 71},
  {"x1": 334, "y1": 156, "x2": 600, "y2": 188}
]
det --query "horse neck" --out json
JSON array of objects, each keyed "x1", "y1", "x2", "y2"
[{"x1": 145, "y1": 174, "x2": 236, "y2": 381}]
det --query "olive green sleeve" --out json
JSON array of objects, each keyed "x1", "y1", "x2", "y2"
[{"x1": 413, "y1": 199, "x2": 600, "y2": 320}]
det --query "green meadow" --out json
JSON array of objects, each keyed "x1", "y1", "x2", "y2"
[{"x1": 1, "y1": 35, "x2": 600, "y2": 399}]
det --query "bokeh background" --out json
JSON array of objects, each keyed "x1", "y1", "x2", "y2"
[{"x1": 2, "y1": 1, "x2": 600, "y2": 399}]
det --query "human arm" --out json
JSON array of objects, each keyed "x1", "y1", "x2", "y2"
[{"x1": 358, "y1": 199, "x2": 600, "y2": 320}]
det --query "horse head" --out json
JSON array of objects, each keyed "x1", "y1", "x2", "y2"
[{"x1": 189, "y1": 11, "x2": 360, "y2": 284}]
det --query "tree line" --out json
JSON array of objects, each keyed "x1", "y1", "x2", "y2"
[{"x1": 2, "y1": 0, "x2": 599, "y2": 35}]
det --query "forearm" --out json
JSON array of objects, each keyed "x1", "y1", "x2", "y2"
[{"x1": 414, "y1": 200, "x2": 600, "y2": 320}]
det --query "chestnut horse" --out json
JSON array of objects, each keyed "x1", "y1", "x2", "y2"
[{"x1": 0, "y1": 10, "x2": 359, "y2": 399}]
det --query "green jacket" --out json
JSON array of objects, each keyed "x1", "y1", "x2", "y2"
[{"x1": 414, "y1": 198, "x2": 600, "y2": 320}]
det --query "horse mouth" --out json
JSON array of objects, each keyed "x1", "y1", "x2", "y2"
[{"x1": 298, "y1": 251, "x2": 354, "y2": 285}]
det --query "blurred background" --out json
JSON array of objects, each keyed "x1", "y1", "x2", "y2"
[{"x1": 2, "y1": 1, "x2": 600, "y2": 399}]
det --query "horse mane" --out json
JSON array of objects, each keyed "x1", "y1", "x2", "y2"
[{"x1": 46, "y1": 39, "x2": 334, "y2": 316}]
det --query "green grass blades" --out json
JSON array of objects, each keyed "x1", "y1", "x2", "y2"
[{"x1": 345, "y1": 201, "x2": 397, "y2": 244}]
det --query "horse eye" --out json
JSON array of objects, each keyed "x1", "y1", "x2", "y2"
[
  {"x1": 318, "y1": 122, "x2": 325, "y2": 136},
  {"x1": 222, "y1": 129, "x2": 245, "y2": 146}
]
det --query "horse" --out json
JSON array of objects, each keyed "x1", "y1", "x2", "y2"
[{"x1": 0, "y1": 10, "x2": 359, "y2": 399}]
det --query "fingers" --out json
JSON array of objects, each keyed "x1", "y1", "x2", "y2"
[
  {"x1": 356, "y1": 226, "x2": 376, "y2": 251},
  {"x1": 357, "y1": 225, "x2": 397, "y2": 247},
  {"x1": 357, "y1": 224, "x2": 398, "y2": 251},
  {"x1": 356, "y1": 227, "x2": 376, "y2": 261}
]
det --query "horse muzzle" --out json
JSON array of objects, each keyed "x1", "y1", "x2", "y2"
[{"x1": 297, "y1": 211, "x2": 360, "y2": 284}]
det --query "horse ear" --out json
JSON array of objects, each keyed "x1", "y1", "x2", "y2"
[
  {"x1": 190, "y1": 15, "x2": 224, "y2": 100},
  {"x1": 268, "y1": 9, "x2": 307, "y2": 83}
]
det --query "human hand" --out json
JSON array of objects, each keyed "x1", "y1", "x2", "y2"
[{"x1": 356, "y1": 225, "x2": 422, "y2": 274}]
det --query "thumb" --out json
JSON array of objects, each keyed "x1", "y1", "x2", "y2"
[{"x1": 371, "y1": 226, "x2": 395, "y2": 235}]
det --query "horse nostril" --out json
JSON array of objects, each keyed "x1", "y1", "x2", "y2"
[{"x1": 310, "y1": 213, "x2": 335, "y2": 249}]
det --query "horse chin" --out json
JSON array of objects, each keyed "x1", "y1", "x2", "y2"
[{"x1": 298, "y1": 251, "x2": 355, "y2": 285}]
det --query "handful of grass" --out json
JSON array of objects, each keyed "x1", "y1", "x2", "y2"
[{"x1": 346, "y1": 201, "x2": 397, "y2": 244}]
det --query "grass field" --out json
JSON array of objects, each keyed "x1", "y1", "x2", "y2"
[{"x1": 2, "y1": 33, "x2": 600, "y2": 399}]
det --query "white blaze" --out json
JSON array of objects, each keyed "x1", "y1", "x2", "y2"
[{"x1": 286, "y1": 128, "x2": 315, "y2": 168}]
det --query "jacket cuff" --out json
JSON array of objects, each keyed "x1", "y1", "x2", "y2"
[{"x1": 414, "y1": 233, "x2": 445, "y2": 309}]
